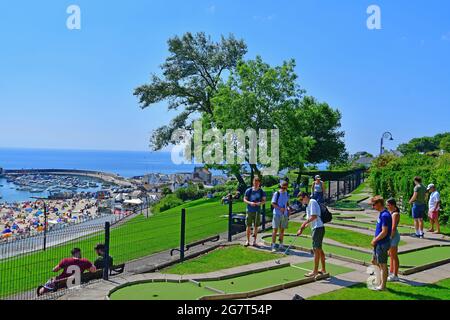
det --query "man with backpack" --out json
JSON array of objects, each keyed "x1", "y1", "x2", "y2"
[
  {"x1": 271, "y1": 181, "x2": 291, "y2": 252},
  {"x1": 297, "y1": 192, "x2": 331, "y2": 277},
  {"x1": 243, "y1": 176, "x2": 267, "y2": 247}
]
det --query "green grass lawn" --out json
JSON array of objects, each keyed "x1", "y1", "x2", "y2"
[
  {"x1": 351, "y1": 182, "x2": 370, "y2": 195},
  {"x1": 310, "y1": 278, "x2": 450, "y2": 300},
  {"x1": 0, "y1": 197, "x2": 247, "y2": 298},
  {"x1": 163, "y1": 245, "x2": 282, "y2": 275}
]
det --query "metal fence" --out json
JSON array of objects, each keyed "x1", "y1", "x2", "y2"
[{"x1": 1, "y1": 196, "x2": 281, "y2": 300}]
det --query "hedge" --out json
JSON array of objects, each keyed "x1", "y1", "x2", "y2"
[{"x1": 369, "y1": 153, "x2": 449, "y2": 224}]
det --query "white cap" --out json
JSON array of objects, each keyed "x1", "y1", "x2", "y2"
[
  {"x1": 427, "y1": 184, "x2": 435, "y2": 191},
  {"x1": 315, "y1": 175, "x2": 321, "y2": 180}
]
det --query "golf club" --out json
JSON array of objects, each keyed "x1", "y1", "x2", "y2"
[{"x1": 275, "y1": 234, "x2": 300, "y2": 264}]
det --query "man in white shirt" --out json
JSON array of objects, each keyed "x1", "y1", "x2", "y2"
[
  {"x1": 427, "y1": 184, "x2": 441, "y2": 234},
  {"x1": 297, "y1": 192, "x2": 326, "y2": 278}
]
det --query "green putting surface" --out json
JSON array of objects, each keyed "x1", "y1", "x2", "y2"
[
  {"x1": 399, "y1": 246, "x2": 450, "y2": 268},
  {"x1": 109, "y1": 262, "x2": 353, "y2": 300},
  {"x1": 109, "y1": 281, "x2": 215, "y2": 300}
]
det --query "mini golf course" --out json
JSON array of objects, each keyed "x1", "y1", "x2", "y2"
[
  {"x1": 265, "y1": 235, "x2": 450, "y2": 275},
  {"x1": 109, "y1": 261, "x2": 353, "y2": 300},
  {"x1": 332, "y1": 219, "x2": 414, "y2": 234}
]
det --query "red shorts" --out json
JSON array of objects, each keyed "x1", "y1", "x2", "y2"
[{"x1": 428, "y1": 210, "x2": 439, "y2": 220}]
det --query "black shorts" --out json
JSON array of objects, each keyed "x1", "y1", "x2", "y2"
[{"x1": 312, "y1": 227, "x2": 325, "y2": 249}]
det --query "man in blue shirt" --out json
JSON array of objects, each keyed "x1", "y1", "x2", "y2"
[
  {"x1": 271, "y1": 181, "x2": 291, "y2": 252},
  {"x1": 243, "y1": 177, "x2": 267, "y2": 247},
  {"x1": 370, "y1": 196, "x2": 392, "y2": 291}
]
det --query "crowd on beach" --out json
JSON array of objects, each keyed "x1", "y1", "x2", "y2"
[
  {"x1": 1, "y1": 198, "x2": 100, "y2": 241},
  {"x1": 242, "y1": 174, "x2": 442, "y2": 292}
]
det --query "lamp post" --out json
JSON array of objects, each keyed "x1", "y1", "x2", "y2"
[
  {"x1": 32, "y1": 196, "x2": 49, "y2": 251},
  {"x1": 380, "y1": 132, "x2": 394, "y2": 156}
]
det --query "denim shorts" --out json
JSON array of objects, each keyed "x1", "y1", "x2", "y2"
[
  {"x1": 373, "y1": 241, "x2": 391, "y2": 264},
  {"x1": 412, "y1": 203, "x2": 426, "y2": 219},
  {"x1": 390, "y1": 230, "x2": 401, "y2": 248}
]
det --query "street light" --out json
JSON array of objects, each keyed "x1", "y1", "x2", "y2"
[
  {"x1": 380, "y1": 132, "x2": 394, "y2": 156},
  {"x1": 31, "y1": 196, "x2": 49, "y2": 251}
]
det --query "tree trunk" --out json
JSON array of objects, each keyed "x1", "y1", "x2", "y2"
[{"x1": 234, "y1": 172, "x2": 247, "y2": 194}]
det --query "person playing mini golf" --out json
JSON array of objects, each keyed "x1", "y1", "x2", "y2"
[
  {"x1": 271, "y1": 181, "x2": 291, "y2": 252},
  {"x1": 243, "y1": 176, "x2": 266, "y2": 247},
  {"x1": 409, "y1": 176, "x2": 427, "y2": 238},
  {"x1": 369, "y1": 196, "x2": 392, "y2": 291},
  {"x1": 297, "y1": 192, "x2": 326, "y2": 277}
]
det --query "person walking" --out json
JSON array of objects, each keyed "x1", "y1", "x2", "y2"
[
  {"x1": 271, "y1": 181, "x2": 291, "y2": 252},
  {"x1": 369, "y1": 196, "x2": 392, "y2": 291},
  {"x1": 297, "y1": 192, "x2": 326, "y2": 277},
  {"x1": 311, "y1": 175, "x2": 326, "y2": 204},
  {"x1": 243, "y1": 176, "x2": 267, "y2": 247},
  {"x1": 409, "y1": 176, "x2": 427, "y2": 238},
  {"x1": 427, "y1": 184, "x2": 441, "y2": 234},
  {"x1": 386, "y1": 198, "x2": 401, "y2": 282}
]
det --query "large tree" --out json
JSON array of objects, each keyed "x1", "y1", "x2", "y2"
[
  {"x1": 298, "y1": 96, "x2": 347, "y2": 165},
  {"x1": 134, "y1": 32, "x2": 247, "y2": 150},
  {"x1": 208, "y1": 57, "x2": 314, "y2": 186}
]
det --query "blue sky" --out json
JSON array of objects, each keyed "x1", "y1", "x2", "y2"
[{"x1": 0, "y1": 0, "x2": 449, "y2": 155}]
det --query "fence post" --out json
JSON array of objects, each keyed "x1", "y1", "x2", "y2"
[
  {"x1": 180, "y1": 208, "x2": 186, "y2": 262},
  {"x1": 261, "y1": 204, "x2": 266, "y2": 231},
  {"x1": 228, "y1": 195, "x2": 233, "y2": 242},
  {"x1": 103, "y1": 221, "x2": 110, "y2": 280}
]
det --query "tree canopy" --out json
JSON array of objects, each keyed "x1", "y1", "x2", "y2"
[
  {"x1": 134, "y1": 32, "x2": 247, "y2": 150},
  {"x1": 397, "y1": 132, "x2": 450, "y2": 155}
]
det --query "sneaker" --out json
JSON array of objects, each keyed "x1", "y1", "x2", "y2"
[
  {"x1": 369, "y1": 285, "x2": 385, "y2": 291},
  {"x1": 279, "y1": 244, "x2": 285, "y2": 251},
  {"x1": 387, "y1": 275, "x2": 399, "y2": 282},
  {"x1": 271, "y1": 244, "x2": 277, "y2": 253},
  {"x1": 420, "y1": 234, "x2": 425, "y2": 239},
  {"x1": 244, "y1": 241, "x2": 250, "y2": 247}
]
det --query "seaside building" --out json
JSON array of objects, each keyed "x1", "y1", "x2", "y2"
[{"x1": 193, "y1": 167, "x2": 212, "y2": 185}]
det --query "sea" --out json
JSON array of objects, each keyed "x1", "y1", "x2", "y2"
[{"x1": 0, "y1": 148, "x2": 197, "y2": 203}]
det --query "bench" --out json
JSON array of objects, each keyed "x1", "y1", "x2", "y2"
[{"x1": 37, "y1": 264, "x2": 125, "y2": 296}]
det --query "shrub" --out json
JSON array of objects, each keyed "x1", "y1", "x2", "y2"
[
  {"x1": 369, "y1": 153, "x2": 449, "y2": 223},
  {"x1": 152, "y1": 194, "x2": 184, "y2": 213}
]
